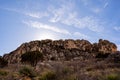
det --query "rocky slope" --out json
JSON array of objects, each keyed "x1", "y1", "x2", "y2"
[{"x1": 3, "y1": 39, "x2": 117, "y2": 64}]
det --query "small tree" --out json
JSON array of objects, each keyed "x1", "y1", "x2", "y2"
[
  {"x1": 21, "y1": 51, "x2": 43, "y2": 67},
  {"x1": 19, "y1": 66, "x2": 36, "y2": 78}
]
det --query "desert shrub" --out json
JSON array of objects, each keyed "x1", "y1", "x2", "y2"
[
  {"x1": 12, "y1": 72, "x2": 20, "y2": 79},
  {"x1": 100, "y1": 73, "x2": 120, "y2": 80},
  {"x1": 19, "y1": 66, "x2": 36, "y2": 78},
  {"x1": 39, "y1": 71, "x2": 56, "y2": 80},
  {"x1": 0, "y1": 57, "x2": 8, "y2": 68},
  {"x1": 107, "y1": 52, "x2": 120, "y2": 63},
  {"x1": 106, "y1": 74, "x2": 120, "y2": 80},
  {"x1": 62, "y1": 67, "x2": 72, "y2": 75},
  {"x1": 95, "y1": 52, "x2": 110, "y2": 58},
  {"x1": 21, "y1": 51, "x2": 43, "y2": 66},
  {"x1": 54, "y1": 65, "x2": 73, "y2": 80},
  {"x1": 66, "y1": 75, "x2": 77, "y2": 80},
  {"x1": 0, "y1": 70, "x2": 8, "y2": 76}
]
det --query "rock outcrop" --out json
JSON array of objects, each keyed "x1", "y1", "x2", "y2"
[
  {"x1": 92, "y1": 39, "x2": 117, "y2": 53},
  {"x1": 3, "y1": 39, "x2": 117, "y2": 64}
]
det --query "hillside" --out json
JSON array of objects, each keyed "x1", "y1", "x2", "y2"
[
  {"x1": 3, "y1": 39, "x2": 117, "y2": 63},
  {"x1": 0, "y1": 39, "x2": 120, "y2": 80}
]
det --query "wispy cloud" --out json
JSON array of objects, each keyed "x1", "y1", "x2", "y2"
[
  {"x1": 104, "y1": 2, "x2": 109, "y2": 8},
  {"x1": 4, "y1": 8, "x2": 20, "y2": 13},
  {"x1": 48, "y1": 2, "x2": 104, "y2": 33},
  {"x1": 91, "y1": 8, "x2": 102, "y2": 13},
  {"x1": 114, "y1": 27, "x2": 120, "y2": 31},
  {"x1": 4, "y1": 8, "x2": 48, "y2": 19},
  {"x1": 73, "y1": 32, "x2": 90, "y2": 39},
  {"x1": 117, "y1": 44, "x2": 120, "y2": 51},
  {"x1": 48, "y1": 1, "x2": 74, "y2": 23},
  {"x1": 74, "y1": 16, "x2": 104, "y2": 32},
  {"x1": 25, "y1": 12, "x2": 48, "y2": 18},
  {"x1": 51, "y1": 10, "x2": 104, "y2": 32},
  {"x1": 4, "y1": 1, "x2": 105, "y2": 33},
  {"x1": 23, "y1": 21, "x2": 71, "y2": 35},
  {"x1": 81, "y1": 0, "x2": 109, "y2": 13},
  {"x1": 81, "y1": 0, "x2": 89, "y2": 6}
]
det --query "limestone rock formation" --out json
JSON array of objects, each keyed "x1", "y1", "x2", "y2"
[
  {"x1": 3, "y1": 39, "x2": 117, "y2": 64},
  {"x1": 93, "y1": 39, "x2": 117, "y2": 53}
]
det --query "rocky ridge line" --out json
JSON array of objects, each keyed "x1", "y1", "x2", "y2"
[{"x1": 3, "y1": 39, "x2": 117, "y2": 64}]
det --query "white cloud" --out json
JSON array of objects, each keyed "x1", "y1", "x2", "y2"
[
  {"x1": 117, "y1": 44, "x2": 120, "y2": 51},
  {"x1": 4, "y1": 8, "x2": 49, "y2": 19},
  {"x1": 5, "y1": 1, "x2": 104, "y2": 33},
  {"x1": 73, "y1": 32, "x2": 90, "y2": 39},
  {"x1": 48, "y1": 2, "x2": 104, "y2": 33},
  {"x1": 25, "y1": 12, "x2": 48, "y2": 18},
  {"x1": 48, "y1": 2, "x2": 74, "y2": 23},
  {"x1": 4, "y1": 8, "x2": 21, "y2": 13},
  {"x1": 5, "y1": 1, "x2": 105, "y2": 33},
  {"x1": 62, "y1": 15, "x2": 104, "y2": 32},
  {"x1": 74, "y1": 16, "x2": 104, "y2": 32},
  {"x1": 90, "y1": 3, "x2": 108, "y2": 13},
  {"x1": 23, "y1": 21, "x2": 71, "y2": 35},
  {"x1": 104, "y1": 2, "x2": 109, "y2": 8},
  {"x1": 81, "y1": 0, "x2": 89, "y2": 6},
  {"x1": 81, "y1": 0, "x2": 109, "y2": 13},
  {"x1": 92, "y1": 8, "x2": 101, "y2": 13},
  {"x1": 114, "y1": 27, "x2": 120, "y2": 31}
]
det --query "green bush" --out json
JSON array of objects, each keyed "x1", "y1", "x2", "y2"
[
  {"x1": 0, "y1": 70, "x2": 8, "y2": 76},
  {"x1": 39, "y1": 71, "x2": 56, "y2": 80},
  {"x1": 21, "y1": 51, "x2": 43, "y2": 67},
  {"x1": 66, "y1": 75, "x2": 77, "y2": 80},
  {"x1": 62, "y1": 67, "x2": 71, "y2": 75},
  {"x1": 19, "y1": 66, "x2": 36, "y2": 78},
  {"x1": 106, "y1": 74, "x2": 119, "y2": 80},
  {"x1": 100, "y1": 73, "x2": 120, "y2": 80}
]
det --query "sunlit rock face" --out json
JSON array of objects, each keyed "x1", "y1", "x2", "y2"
[
  {"x1": 97, "y1": 39, "x2": 117, "y2": 53},
  {"x1": 3, "y1": 39, "x2": 117, "y2": 64}
]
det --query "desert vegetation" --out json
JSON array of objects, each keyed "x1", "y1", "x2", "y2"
[
  {"x1": 21, "y1": 51, "x2": 43, "y2": 67},
  {"x1": 1, "y1": 52, "x2": 120, "y2": 80}
]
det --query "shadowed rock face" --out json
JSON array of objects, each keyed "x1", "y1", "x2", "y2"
[{"x1": 3, "y1": 39, "x2": 117, "y2": 64}]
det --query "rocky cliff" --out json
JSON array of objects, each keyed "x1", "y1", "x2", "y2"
[{"x1": 3, "y1": 39, "x2": 117, "y2": 64}]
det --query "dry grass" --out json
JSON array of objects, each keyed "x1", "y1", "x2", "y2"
[{"x1": 0, "y1": 58, "x2": 120, "y2": 80}]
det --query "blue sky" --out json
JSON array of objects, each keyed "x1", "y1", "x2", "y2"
[{"x1": 0, "y1": 0, "x2": 120, "y2": 55}]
